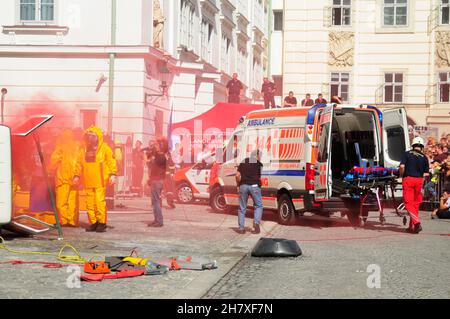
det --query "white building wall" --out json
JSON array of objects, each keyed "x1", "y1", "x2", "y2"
[
  {"x1": 0, "y1": 0, "x2": 170, "y2": 145},
  {"x1": 283, "y1": 0, "x2": 450, "y2": 135},
  {"x1": 166, "y1": 0, "x2": 270, "y2": 122}
]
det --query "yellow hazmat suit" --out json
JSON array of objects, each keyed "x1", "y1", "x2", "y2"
[
  {"x1": 50, "y1": 129, "x2": 81, "y2": 227},
  {"x1": 75, "y1": 126, "x2": 117, "y2": 226}
]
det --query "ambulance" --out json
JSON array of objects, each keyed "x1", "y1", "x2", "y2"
[
  {"x1": 173, "y1": 160, "x2": 213, "y2": 204},
  {"x1": 209, "y1": 104, "x2": 410, "y2": 225}
]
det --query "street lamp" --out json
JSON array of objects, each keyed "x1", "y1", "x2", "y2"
[
  {"x1": 1, "y1": 88, "x2": 7, "y2": 125},
  {"x1": 145, "y1": 81, "x2": 169, "y2": 98}
]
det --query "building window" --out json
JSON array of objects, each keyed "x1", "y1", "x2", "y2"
[
  {"x1": 201, "y1": 19, "x2": 214, "y2": 64},
  {"x1": 273, "y1": 10, "x2": 283, "y2": 31},
  {"x1": 383, "y1": 0, "x2": 408, "y2": 26},
  {"x1": 330, "y1": 72, "x2": 349, "y2": 102},
  {"x1": 438, "y1": 72, "x2": 450, "y2": 102},
  {"x1": 384, "y1": 73, "x2": 403, "y2": 103},
  {"x1": 253, "y1": 57, "x2": 262, "y2": 93},
  {"x1": 20, "y1": 0, "x2": 54, "y2": 22},
  {"x1": 221, "y1": 35, "x2": 231, "y2": 73},
  {"x1": 180, "y1": 0, "x2": 195, "y2": 49},
  {"x1": 237, "y1": 47, "x2": 248, "y2": 84},
  {"x1": 332, "y1": 0, "x2": 351, "y2": 26},
  {"x1": 441, "y1": 0, "x2": 450, "y2": 25}
]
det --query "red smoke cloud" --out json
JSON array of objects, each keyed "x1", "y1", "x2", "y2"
[{"x1": 7, "y1": 94, "x2": 78, "y2": 193}]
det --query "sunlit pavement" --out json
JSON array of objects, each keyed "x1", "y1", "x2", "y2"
[
  {"x1": 0, "y1": 199, "x2": 277, "y2": 299},
  {"x1": 205, "y1": 210, "x2": 450, "y2": 299},
  {"x1": 1, "y1": 198, "x2": 449, "y2": 299}
]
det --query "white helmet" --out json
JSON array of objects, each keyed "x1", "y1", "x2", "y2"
[{"x1": 412, "y1": 136, "x2": 425, "y2": 147}]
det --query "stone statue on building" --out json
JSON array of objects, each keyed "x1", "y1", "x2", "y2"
[
  {"x1": 436, "y1": 31, "x2": 450, "y2": 68},
  {"x1": 329, "y1": 31, "x2": 354, "y2": 67},
  {"x1": 153, "y1": 0, "x2": 165, "y2": 50}
]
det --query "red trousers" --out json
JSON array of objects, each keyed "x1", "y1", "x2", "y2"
[{"x1": 402, "y1": 177, "x2": 423, "y2": 226}]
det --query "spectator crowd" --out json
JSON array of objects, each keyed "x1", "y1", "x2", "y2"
[
  {"x1": 423, "y1": 134, "x2": 450, "y2": 203},
  {"x1": 225, "y1": 74, "x2": 342, "y2": 108}
]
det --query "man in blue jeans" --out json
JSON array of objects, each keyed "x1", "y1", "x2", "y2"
[
  {"x1": 146, "y1": 138, "x2": 168, "y2": 227},
  {"x1": 235, "y1": 151, "x2": 263, "y2": 234}
]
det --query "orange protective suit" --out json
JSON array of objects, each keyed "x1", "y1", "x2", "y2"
[
  {"x1": 50, "y1": 129, "x2": 81, "y2": 227},
  {"x1": 75, "y1": 126, "x2": 117, "y2": 225}
]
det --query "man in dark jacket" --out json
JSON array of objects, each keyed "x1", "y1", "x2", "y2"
[
  {"x1": 400, "y1": 136, "x2": 429, "y2": 234},
  {"x1": 261, "y1": 77, "x2": 276, "y2": 109},
  {"x1": 146, "y1": 138, "x2": 168, "y2": 227},
  {"x1": 315, "y1": 93, "x2": 327, "y2": 104},
  {"x1": 235, "y1": 150, "x2": 263, "y2": 234},
  {"x1": 226, "y1": 73, "x2": 244, "y2": 103}
]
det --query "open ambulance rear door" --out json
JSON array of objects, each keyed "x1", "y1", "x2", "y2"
[
  {"x1": 314, "y1": 105, "x2": 334, "y2": 201},
  {"x1": 0, "y1": 125, "x2": 12, "y2": 225},
  {"x1": 382, "y1": 107, "x2": 410, "y2": 169}
]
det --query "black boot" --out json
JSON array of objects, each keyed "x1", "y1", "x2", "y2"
[
  {"x1": 86, "y1": 223, "x2": 98, "y2": 232},
  {"x1": 96, "y1": 223, "x2": 107, "y2": 233},
  {"x1": 252, "y1": 223, "x2": 261, "y2": 234}
]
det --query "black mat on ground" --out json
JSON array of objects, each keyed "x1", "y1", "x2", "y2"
[{"x1": 251, "y1": 237, "x2": 302, "y2": 257}]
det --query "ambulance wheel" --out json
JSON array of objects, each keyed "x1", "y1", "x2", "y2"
[
  {"x1": 177, "y1": 182, "x2": 194, "y2": 204},
  {"x1": 277, "y1": 194, "x2": 296, "y2": 225},
  {"x1": 210, "y1": 187, "x2": 229, "y2": 214}
]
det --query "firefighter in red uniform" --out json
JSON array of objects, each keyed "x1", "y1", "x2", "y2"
[{"x1": 399, "y1": 137, "x2": 429, "y2": 234}]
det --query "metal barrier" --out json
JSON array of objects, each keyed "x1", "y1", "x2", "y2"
[{"x1": 423, "y1": 170, "x2": 448, "y2": 208}]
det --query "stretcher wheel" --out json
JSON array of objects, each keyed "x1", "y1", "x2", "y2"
[
  {"x1": 403, "y1": 216, "x2": 407, "y2": 226},
  {"x1": 379, "y1": 215, "x2": 386, "y2": 225},
  {"x1": 347, "y1": 211, "x2": 362, "y2": 228}
]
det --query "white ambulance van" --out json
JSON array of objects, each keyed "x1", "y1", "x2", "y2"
[{"x1": 210, "y1": 104, "x2": 409, "y2": 225}]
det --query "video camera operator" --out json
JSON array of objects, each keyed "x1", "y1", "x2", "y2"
[{"x1": 144, "y1": 138, "x2": 168, "y2": 227}]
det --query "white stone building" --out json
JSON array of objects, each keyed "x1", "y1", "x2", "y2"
[
  {"x1": 269, "y1": 0, "x2": 284, "y2": 105},
  {"x1": 161, "y1": 0, "x2": 270, "y2": 122},
  {"x1": 0, "y1": 0, "x2": 271, "y2": 141},
  {"x1": 282, "y1": 0, "x2": 450, "y2": 136},
  {"x1": 0, "y1": 0, "x2": 186, "y2": 145}
]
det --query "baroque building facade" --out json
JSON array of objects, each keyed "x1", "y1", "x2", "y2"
[{"x1": 283, "y1": 0, "x2": 450, "y2": 136}]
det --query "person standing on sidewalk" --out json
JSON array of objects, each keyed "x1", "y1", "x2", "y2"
[
  {"x1": 235, "y1": 150, "x2": 263, "y2": 234},
  {"x1": 399, "y1": 137, "x2": 429, "y2": 234},
  {"x1": 226, "y1": 73, "x2": 243, "y2": 104},
  {"x1": 74, "y1": 126, "x2": 117, "y2": 233},
  {"x1": 146, "y1": 138, "x2": 168, "y2": 227},
  {"x1": 261, "y1": 77, "x2": 277, "y2": 109}
]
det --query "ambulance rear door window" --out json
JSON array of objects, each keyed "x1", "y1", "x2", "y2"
[{"x1": 386, "y1": 126, "x2": 406, "y2": 162}]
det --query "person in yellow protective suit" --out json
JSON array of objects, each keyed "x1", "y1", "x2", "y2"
[
  {"x1": 73, "y1": 126, "x2": 117, "y2": 233},
  {"x1": 50, "y1": 129, "x2": 81, "y2": 227}
]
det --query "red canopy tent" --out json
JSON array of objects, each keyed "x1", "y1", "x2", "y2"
[
  {"x1": 170, "y1": 102, "x2": 264, "y2": 159},
  {"x1": 171, "y1": 102, "x2": 264, "y2": 136}
]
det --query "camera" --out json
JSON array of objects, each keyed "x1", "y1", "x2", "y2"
[{"x1": 142, "y1": 146, "x2": 156, "y2": 156}]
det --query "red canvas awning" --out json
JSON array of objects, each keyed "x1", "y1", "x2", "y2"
[{"x1": 171, "y1": 102, "x2": 264, "y2": 136}]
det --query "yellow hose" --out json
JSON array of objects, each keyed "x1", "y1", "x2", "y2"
[{"x1": 0, "y1": 236, "x2": 94, "y2": 264}]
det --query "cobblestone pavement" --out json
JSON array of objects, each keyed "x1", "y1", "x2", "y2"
[
  {"x1": 0, "y1": 199, "x2": 277, "y2": 299},
  {"x1": 204, "y1": 211, "x2": 450, "y2": 299},
  {"x1": 2, "y1": 200, "x2": 449, "y2": 299}
]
